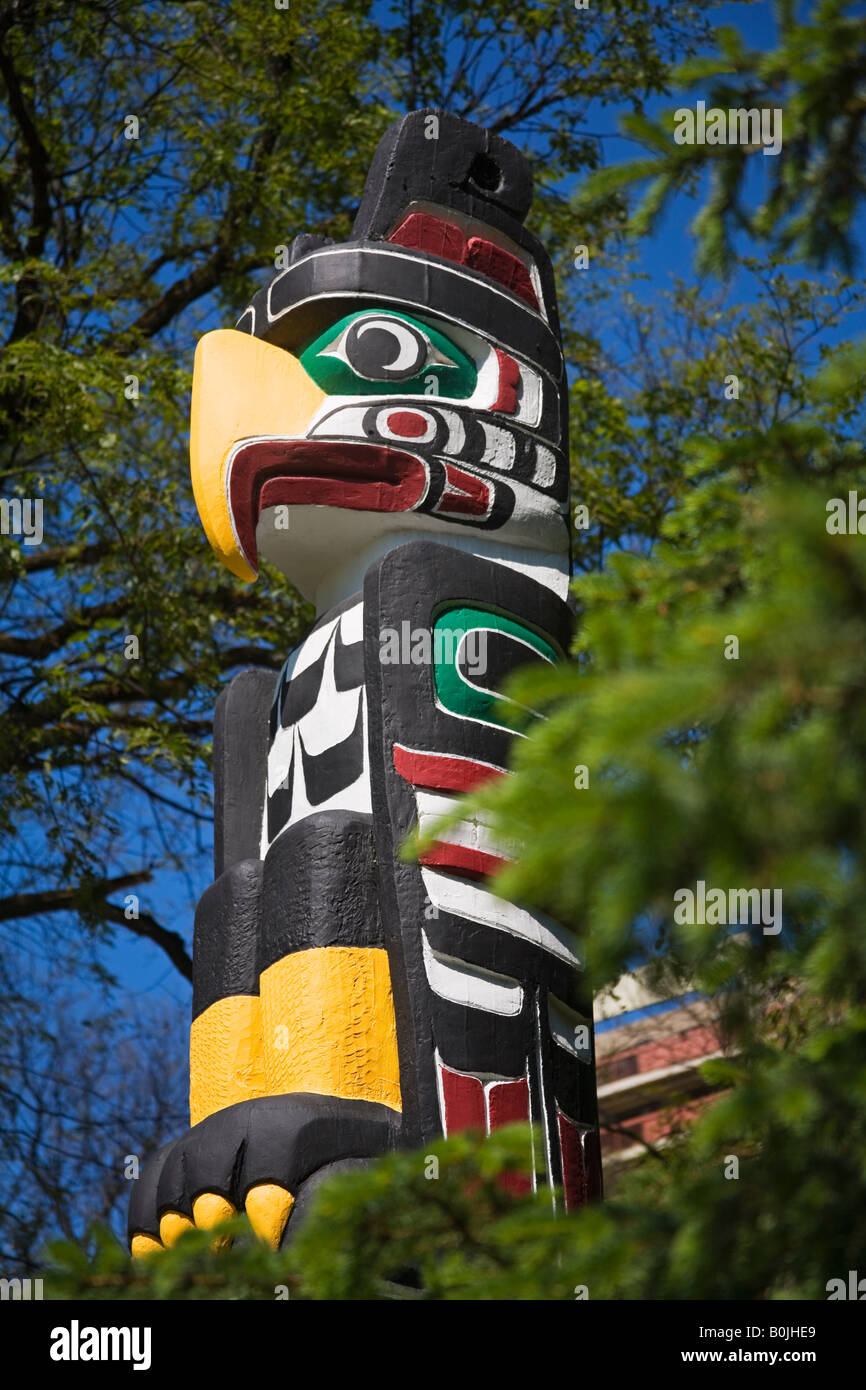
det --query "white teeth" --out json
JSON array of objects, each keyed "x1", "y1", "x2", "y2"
[
  {"x1": 480, "y1": 422, "x2": 516, "y2": 470},
  {"x1": 414, "y1": 789, "x2": 514, "y2": 860},
  {"x1": 298, "y1": 682, "x2": 361, "y2": 756},
  {"x1": 532, "y1": 443, "x2": 557, "y2": 489},
  {"x1": 420, "y1": 867, "x2": 583, "y2": 969},
  {"x1": 290, "y1": 609, "x2": 341, "y2": 674},
  {"x1": 262, "y1": 601, "x2": 370, "y2": 853},
  {"x1": 339, "y1": 603, "x2": 364, "y2": 644},
  {"x1": 422, "y1": 931, "x2": 524, "y2": 1016},
  {"x1": 514, "y1": 362, "x2": 542, "y2": 427},
  {"x1": 438, "y1": 410, "x2": 466, "y2": 455}
]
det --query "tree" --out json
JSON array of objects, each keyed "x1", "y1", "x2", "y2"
[
  {"x1": 426, "y1": 1, "x2": 866, "y2": 1298},
  {"x1": 0, "y1": 952, "x2": 187, "y2": 1276},
  {"x1": 566, "y1": 255, "x2": 865, "y2": 573}
]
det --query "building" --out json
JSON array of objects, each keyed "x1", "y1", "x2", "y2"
[{"x1": 594, "y1": 965, "x2": 728, "y2": 1181}]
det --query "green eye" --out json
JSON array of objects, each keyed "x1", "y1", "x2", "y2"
[{"x1": 300, "y1": 310, "x2": 477, "y2": 397}]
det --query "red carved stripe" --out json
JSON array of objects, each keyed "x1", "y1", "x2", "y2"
[
  {"x1": 418, "y1": 841, "x2": 509, "y2": 881},
  {"x1": 386, "y1": 212, "x2": 539, "y2": 309},
  {"x1": 487, "y1": 1077, "x2": 529, "y2": 1128},
  {"x1": 229, "y1": 440, "x2": 427, "y2": 571},
  {"x1": 387, "y1": 212, "x2": 467, "y2": 261},
  {"x1": 439, "y1": 1061, "x2": 485, "y2": 1135},
  {"x1": 583, "y1": 1126, "x2": 603, "y2": 1202},
  {"x1": 557, "y1": 1111, "x2": 603, "y2": 1212},
  {"x1": 465, "y1": 237, "x2": 538, "y2": 308},
  {"x1": 488, "y1": 1077, "x2": 532, "y2": 1194},
  {"x1": 393, "y1": 745, "x2": 506, "y2": 792},
  {"x1": 491, "y1": 349, "x2": 520, "y2": 415}
]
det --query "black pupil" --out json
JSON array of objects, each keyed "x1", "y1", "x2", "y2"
[{"x1": 345, "y1": 320, "x2": 424, "y2": 380}]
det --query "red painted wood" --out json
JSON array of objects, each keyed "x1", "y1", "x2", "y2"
[
  {"x1": 491, "y1": 349, "x2": 520, "y2": 414},
  {"x1": 387, "y1": 212, "x2": 467, "y2": 262},
  {"x1": 392, "y1": 745, "x2": 506, "y2": 793},
  {"x1": 557, "y1": 1111, "x2": 603, "y2": 1212},
  {"x1": 439, "y1": 1062, "x2": 486, "y2": 1134},
  {"x1": 385, "y1": 410, "x2": 431, "y2": 438},
  {"x1": 465, "y1": 237, "x2": 538, "y2": 308},
  {"x1": 228, "y1": 440, "x2": 427, "y2": 567},
  {"x1": 488, "y1": 1078, "x2": 532, "y2": 1195},
  {"x1": 418, "y1": 841, "x2": 509, "y2": 881},
  {"x1": 488, "y1": 1077, "x2": 529, "y2": 1128},
  {"x1": 387, "y1": 212, "x2": 539, "y2": 308},
  {"x1": 436, "y1": 463, "x2": 491, "y2": 516}
]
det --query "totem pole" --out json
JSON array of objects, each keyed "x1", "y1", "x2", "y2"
[{"x1": 129, "y1": 110, "x2": 601, "y2": 1258}]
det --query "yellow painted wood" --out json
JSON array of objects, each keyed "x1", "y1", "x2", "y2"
[
  {"x1": 189, "y1": 993, "x2": 267, "y2": 1125},
  {"x1": 260, "y1": 946, "x2": 402, "y2": 1112},
  {"x1": 189, "y1": 328, "x2": 326, "y2": 581}
]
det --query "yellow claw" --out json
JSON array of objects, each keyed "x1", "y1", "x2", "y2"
[
  {"x1": 130, "y1": 1233, "x2": 163, "y2": 1260},
  {"x1": 244, "y1": 1182, "x2": 294, "y2": 1249},
  {"x1": 192, "y1": 1192, "x2": 237, "y2": 1252},
  {"x1": 158, "y1": 1211, "x2": 195, "y2": 1248}
]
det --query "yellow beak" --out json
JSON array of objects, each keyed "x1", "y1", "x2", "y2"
[{"x1": 189, "y1": 329, "x2": 327, "y2": 581}]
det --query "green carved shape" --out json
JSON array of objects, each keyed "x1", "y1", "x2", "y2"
[
  {"x1": 433, "y1": 605, "x2": 560, "y2": 730},
  {"x1": 300, "y1": 309, "x2": 477, "y2": 397}
]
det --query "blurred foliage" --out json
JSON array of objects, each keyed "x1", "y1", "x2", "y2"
[
  {"x1": 576, "y1": 0, "x2": 866, "y2": 274},
  {"x1": 448, "y1": 343, "x2": 866, "y2": 1298}
]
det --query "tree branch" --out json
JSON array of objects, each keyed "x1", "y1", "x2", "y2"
[{"x1": 0, "y1": 870, "x2": 193, "y2": 981}]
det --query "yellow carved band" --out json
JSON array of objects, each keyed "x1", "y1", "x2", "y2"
[
  {"x1": 259, "y1": 946, "x2": 402, "y2": 1112},
  {"x1": 189, "y1": 993, "x2": 267, "y2": 1125}
]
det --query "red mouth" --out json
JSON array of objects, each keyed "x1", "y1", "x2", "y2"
[{"x1": 227, "y1": 439, "x2": 429, "y2": 571}]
